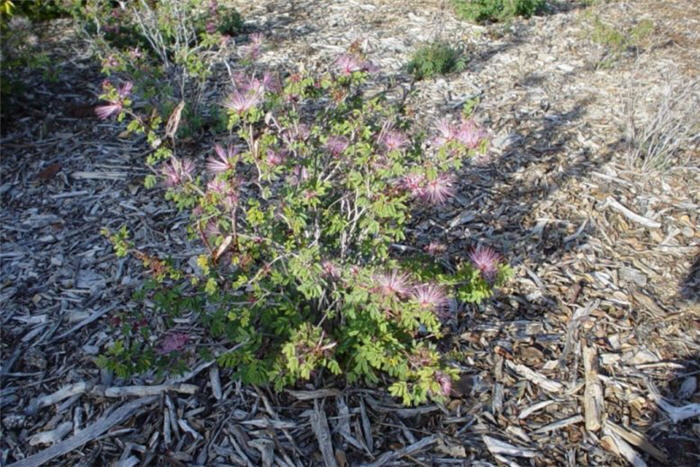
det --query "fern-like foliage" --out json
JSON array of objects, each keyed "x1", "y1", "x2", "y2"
[{"x1": 407, "y1": 41, "x2": 467, "y2": 80}]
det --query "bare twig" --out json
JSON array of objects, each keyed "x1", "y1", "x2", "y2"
[{"x1": 604, "y1": 197, "x2": 661, "y2": 229}]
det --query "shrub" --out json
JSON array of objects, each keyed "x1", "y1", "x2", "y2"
[
  {"x1": 452, "y1": 0, "x2": 546, "y2": 23},
  {"x1": 407, "y1": 41, "x2": 467, "y2": 80},
  {"x1": 100, "y1": 47, "x2": 511, "y2": 405}
]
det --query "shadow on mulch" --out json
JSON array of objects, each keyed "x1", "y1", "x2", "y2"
[
  {"x1": 646, "y1": 355, "x2": 700, "y2": 466},
  {"x1": 680, "y1": 253, "x2": 699, "y2": 302}
]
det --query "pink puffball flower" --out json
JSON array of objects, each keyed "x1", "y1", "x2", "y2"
[
  {"x1": 262, "y1": 72, "x2": 280, "y2": 92},
  {"x1": 455, "y1": 118, "x2": 486, "y2": 149},
  {"x1": 469, "y1": 245, "x2": 502, "y2": 280},
  {"x1": 266, "y1": 149, "x2": 286, "y2": 166},
  {"x1": 225, "y1": 90, "x2": 260, "y2": 114},
  {"x1": 401, "y1": 173, "x2": 426, "y2": 199},
  {"x1": 434, "y1": 118, "x2": 457, "y2": 147},
  {"x1": 335, "y1": 54, "x2": 363, "y2": 75},
  {"x1": 422, "y1": 173, "x2": 455, "y2": 205},
  {"x1": 236, "y1": 74, "x2": 265, "y2": 96},
  {"x1": 412, "y1": 283, "x2": 449, "y2": 317},
  {"x1": 207, "y1": 144, "x2": 237, "y2": 174},
  {"x1": 435, "y1": 371, "x2": 452, "y2": 397},
  {"x1": 379, "y1": 129, "x2": 409, "y2": 152},
  {"x1": 325, "y1": 135, "x2": 349, "y2": 156},
  {"x1": 162, "y1": 157, "x2": 194, "y2": 187},
  {"x1": 373, "y1": 270, "x2": 411, "y2": 298},
  {"x1": 241, "y1": 33, "x2": 263, "y2": 60},
  {"x1": 95, "y1": 102, "x2": 122, "y2": 120},
  {"x1": 207, "y1": 179, "x2": 227, "y2": 195},
  {"x1": 117, "y1": 81, "x2": 133, "y2": 98}
]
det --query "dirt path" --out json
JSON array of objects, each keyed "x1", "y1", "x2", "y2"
[{"x1": 1, "y1": 1, "x2": 698, "y2": 465}]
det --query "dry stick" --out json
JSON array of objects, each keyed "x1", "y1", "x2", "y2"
[
  {"x1": 582, "y1": 342, "x2": 604, "y2": 432},
  {"x1": 26, "y1": 382, "x2": 91, "y2": 416},
  {"x1": 311, "y1": 399, "x2": 337, "y2": 467},
  {"x1": 602, "y1": 425, "x2": 648, "y2": 467},
  {"x1": 505, "y1": 360, "x2": 563, "y2": 393},
  {"x1": 482, "y1": 435, "x2": 537, "y2": 458},
  {"x1": 603, "y1": 420, "x2": 668, "y2": 464},
  {"x1": 287, "y1": 388, "x2": 342, "y2": 400},
  {"x1": 534, "y1": 415, "x2": 584, "y2": 434},
  {"x1": 8, "y1": 396, "x2": 157, "y2": 467},
  {"x1": 363, "y1": 435, "x2": 438, "y2": 467},
  {"x1": 104, "y1": 383, "x2": 198, "y2": 398},
  {"x1": 29, "y1": 422, "x2": 73, "y2": 447},
  {"x1": 604, "y1": 197, "x2": 661, "y2": 229}
]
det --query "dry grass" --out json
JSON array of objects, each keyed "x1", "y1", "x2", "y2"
[{"x1": 624, "y1": 76, "x2": 699, "y2": 172}]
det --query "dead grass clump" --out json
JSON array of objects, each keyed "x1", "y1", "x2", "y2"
[{"x1": 624, "y1": 76, "x2": 699, "y2": 172}]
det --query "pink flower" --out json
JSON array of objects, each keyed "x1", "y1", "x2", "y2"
[
  {"x1": 206, "y1": 20, "x2": 217, "y2": 34},
  {"x1": 412, "y1": 283, "x2": 448, "y2": 316},
  {"x1": 455, "y1": 118, "x2": 486, "y2": 149},
  {"x1": 321, "y1": 261, "x2": 341, "y2": 279},
  {"x1": 240, "y1": 33, "x2": 263, "y2": 60},
  {"x1": 335, "y1": 54, "x2": 363, "y2": 75},
  {"x1": 95, "y1": 102, "x2": 122, "y2": 120},
  {"x1": 117, "y1": 81, "x2": 133, "y2": 98},
  {"x1": 207, "y1": 144, "x2": 237, "y2": 173},
  {"x1": 208, "y1": 178, "x2": 239, "y2": 209},
  {"x1": 158, "y1": 332, "x2": 189, "y2": 354},
  {"x1": 224, "y1": 90, "x2": 260, "y2": 114},
  {"x1": 266, "y1": 149, "x2": 286, "y2": 166},
  {"x1": 469, "y1": 245, "x2": 501, "y2": 280},
  {"x1": 236, "y1": 74, "x2": 265, "y2": 95},
  {"x1": 434, "y1": 118, "x2": 456, "y2": 147},
  {"x1": 435, "y1": 371, "x2": 452, "y2": 397},
  {"x1": 325, "y1": 136, "x2": 349, "y2": 156},
  {"x1": 162, "y1": 157, "x2": 194, "y2": 186},
  {"x1": 422, "y1": 173, "x2": 454, "y2": 204},
  {"x1": 379, "y1": 129, "x2": 408, "y2": 152},
  {"x1": 288, "y1": 165, "x2": 309, "y2": 185},
  {"x1": 207, "y1": 179, "x2": 227, "y2": 194},
  {"x1": 402, "y1": 173, "x2": 426, "y2": 198},
  {"x1": 103, "y1": 54, "x2": 120, "y2": 69},
  {"x1": 262, "y1": 72, "x2": 280, "y2": 92},
  {"x1": 208, "y1": 0, "x2": 218, "y2": 15},
  {"x1": 374, "y1": 270, "x2": 411, "y2": 297}
]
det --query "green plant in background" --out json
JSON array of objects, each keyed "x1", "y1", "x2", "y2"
[
  {"x1": 407, "y1": 41, "x2": 467, "y2": 80},
  {"x1": 9, "y1": 0, "x2": 72, "y2": 21},
  {"x1": 101, "y1": 48, "x2": 511, "y2": 405},
  {"x1": 1, "y1": 0, "x2": 14, "y2": 16},
  {"x1": 589, "y1": 16, "x2": 655, "y2": 68},
  {"x1": 0, "y1": 14, "x2": 51, "y2": 109},
  {"x1": 452, "y1": 0, "x2": 546, "y2": 23}
]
